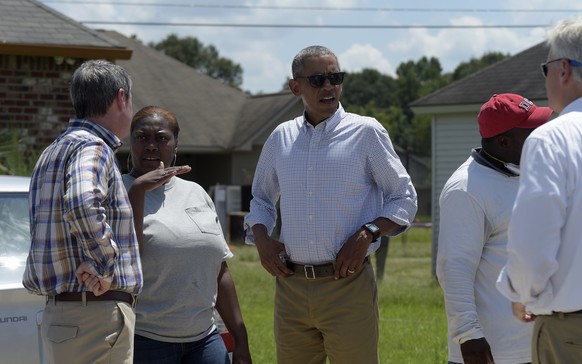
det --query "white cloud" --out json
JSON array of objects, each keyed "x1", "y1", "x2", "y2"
[
  {"x1": 339, "y1": 44, "x2": 394, "y2": 76},
  {"x1": 43, "y1": 0, "x2": 578, "y2": 94},
  {"x1": 233, "y1": 44, "x2": 289, "y2": 94},
  {"x1": 387, "y1": 15, "x2": 548, "y2": 73}
]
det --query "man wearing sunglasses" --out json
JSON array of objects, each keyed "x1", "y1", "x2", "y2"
[
  {"x1": 245, "y1": 45, "x2": 417, "y2": 364},
  {"x1": 497, "y1": 16, "x2": 582, "y2": 363}
]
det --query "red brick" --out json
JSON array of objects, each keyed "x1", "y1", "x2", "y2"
[{"x1": 0, "y1": 54, "x2": 78, "y2": 145}]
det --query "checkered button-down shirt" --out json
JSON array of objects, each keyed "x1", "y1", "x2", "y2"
[
  {"x1": 245, "y1": 105, "x2": 417, "y2": 264},
  {"x1": 23, "y1": 119, "x2": 142, "y2": 295}
]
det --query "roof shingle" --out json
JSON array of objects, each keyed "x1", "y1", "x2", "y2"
[
  {"x1": 411, "y1": 42, "x2": 549, "y2": 107},
  {"x1": 101, "y1": 30, "x2": 299, "y2": 152},
  {"x1": 0, "y1": 0, "x2": 124, "y2": 49}
]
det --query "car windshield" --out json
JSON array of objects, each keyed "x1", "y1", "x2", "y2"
[{"x1": 0, "y1": 192, "x2": 30, "y2": 287}]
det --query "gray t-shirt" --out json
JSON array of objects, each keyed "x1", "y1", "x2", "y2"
[{"x1": 123, "y1": 175, "x2": 233, "y2": 342}]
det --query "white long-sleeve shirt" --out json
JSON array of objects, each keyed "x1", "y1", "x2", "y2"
[
  {"x1": 244, "y1": 105, "x2": 417, "y2": 264},
  {"x1": 497, "y1": 97, "x2": 582, "y2": 315},
  {"x1": 437, "y1": 149, "x2": 532, "y2": 364}
]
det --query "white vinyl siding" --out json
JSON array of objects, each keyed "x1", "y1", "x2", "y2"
[{"x1": 431, "y1": 112, "x2": 480, "y2": 274}]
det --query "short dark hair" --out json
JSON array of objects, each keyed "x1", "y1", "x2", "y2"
[{"x1": 291, "y1": 45, "x2": 339, "y2": 79}]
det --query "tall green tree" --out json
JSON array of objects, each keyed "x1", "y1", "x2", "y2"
[
  {"x1": 392, "y1": 57, "x2": 446, "y2": 153},
  {"x1": 342, "y1": 68, "x2": 397, "y2": 108},
  {"x1": 341, "y1": 52, "x2": 506, "y2": 157},
  {"x1": 396, "y1": 57, "x2": 445, "y2": 120},
  {"x1": 452, "y1": 51, "x2": 508, "y2": 81},
  {"x1": 150, "y1": 34, "x2": 243, "y2": 89}
]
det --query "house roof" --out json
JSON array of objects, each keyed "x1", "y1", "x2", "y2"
[
  {"x1": 0, "y1": 0, "x2": 131, "y2": 59},
  {"x1": 100, "y1": 30, "x2": 300, "y2": 153},
  {"x1": 0, "y1": 0, "x2": 315, "y2": 155},
  {"x1": 235, "y1": 91, "x2": 298, "y2": 150},
  {"x1": 411, "y1": 41, "x2": 549, "y2": 110}
]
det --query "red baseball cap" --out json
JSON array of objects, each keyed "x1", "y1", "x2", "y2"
[{"x1": 478, "y1": 93, "x2": 553, "y2": 138}]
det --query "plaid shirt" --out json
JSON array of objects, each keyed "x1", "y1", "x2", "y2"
[{"x1": 23, "y1": 119, "x2": 142, "y2": 295}]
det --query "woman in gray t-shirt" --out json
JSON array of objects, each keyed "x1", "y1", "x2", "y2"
[{"x1": 123, "y1": 106, "x2": 252, "y2": 364}]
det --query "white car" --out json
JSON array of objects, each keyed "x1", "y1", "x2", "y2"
[
  {"x1": 0, "y1": 176, "x2": 46, "y2": 364},
  {"x1": 0, "y1": 176, "x2": 234, "y2": 363}
]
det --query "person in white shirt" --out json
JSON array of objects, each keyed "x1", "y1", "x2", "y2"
[
  {"x1": 496, "y1": 16, "x2": 582, "y2": 364},
  {"x1": 438, "y1": 93, "x2": 552, "y2": 364},
  {"x1": 244, "y1": 45, "x2": 417, "y2": 364}
]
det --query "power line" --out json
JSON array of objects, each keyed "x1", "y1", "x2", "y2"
[
  {"x1": 43, "y1": 1, "x2": 582, "y2": 13},
  {"x1": 80, "y1": 21, "x2": 551, "y2": 29}
]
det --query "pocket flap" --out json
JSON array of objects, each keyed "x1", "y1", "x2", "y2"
[{"x1": 47, "y1": 325, "x2": 78, "y2": 343}]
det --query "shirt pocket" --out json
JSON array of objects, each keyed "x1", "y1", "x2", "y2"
[{"x1": 185, "y1": 207, "x2": 222, "y2": 235}]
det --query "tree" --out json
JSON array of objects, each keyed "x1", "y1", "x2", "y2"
[
  {"x1": 396, "y1": 57, "x2": 444, "y2": 119},
  {"x1": 391, "y1": 57, "x2": 446, "y2": 152},
  {"x1": 342, "y1": 68, "x2": 397, "y2": 109},
  {"x1": 452, "y1": 52, "x2": 508, "y2": 81},
  {"x1": 339, "y1": 52, "x2": 510, "y2": 157},
  {"x1": 150, "y1": 34, "x2": 243, "y2": 89}
]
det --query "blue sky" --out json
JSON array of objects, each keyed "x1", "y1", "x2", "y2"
[{"x1": 42, "y1": 0, "x2": 581, "y2": 94}]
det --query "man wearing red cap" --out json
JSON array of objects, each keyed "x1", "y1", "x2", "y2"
[
  {"x1": 497, "y1": 17, "x2": 582, "y2": 363},
  {"x1": 437, "y1": 93, "x2": 552, "y2": 364}
]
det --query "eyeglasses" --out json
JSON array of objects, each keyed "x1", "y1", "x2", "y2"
[
  {"x1": 541, "y1": 58, "x2": 582, "y2": 77},
  {"x1": 295, "y1": 72, "x2": 346, "y2": 88}
]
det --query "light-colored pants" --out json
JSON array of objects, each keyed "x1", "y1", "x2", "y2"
[
  {"x1": 274, "y1": 261, "x2": 379, "y2": 364},
  {"x1": 41, "y1": 299, "x2": 136, "y2": 364},
  {"x1": 533, "y1": 312, "x2": 582, "y2": 364}
]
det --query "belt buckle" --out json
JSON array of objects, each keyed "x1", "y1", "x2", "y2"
[{"x1": 304, "y1": 265, "x2": 316, "y2": 279}]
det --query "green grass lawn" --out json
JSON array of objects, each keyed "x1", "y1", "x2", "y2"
[{"x1": 227, "y1": 226, "x2": 448, "y2": 363}]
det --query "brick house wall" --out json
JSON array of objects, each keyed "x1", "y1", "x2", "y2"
[{"x1": 0, "y1": 55, "x2": 78, "y2": 149}]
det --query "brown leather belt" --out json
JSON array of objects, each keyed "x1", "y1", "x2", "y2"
[
  {"x1": 287, "y1": 261, "x2": 335, "y2": 279},
  {"x1": 286, "y1": 257, "x2": 370, "y2": 279},
  {"x1": 50, "y1": 291, "x2": 136, "y2": 307},
  {"x1": 552, "y1": 309, "x2": 582, "y2": 318}
]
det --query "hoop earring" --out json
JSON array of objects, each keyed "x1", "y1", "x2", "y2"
[
  {"x1": 126, "y1": 153, "x2": 132, "y2": 172},
  {"x1": 171, "y1": 153, "x2": 177, "y2": 167}
]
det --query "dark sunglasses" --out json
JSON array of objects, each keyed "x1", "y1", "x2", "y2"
[
  {"x1": 295, "y1": 72, "x2": 345, "y2": 88},
  {"x1": 541, "y1": 58, "x2": 582, "y2": 77}
]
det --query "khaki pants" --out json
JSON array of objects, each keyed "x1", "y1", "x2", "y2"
[
  {"x1": 274, "y1": 261, "x2": 379, "y2": 364},
  {"x1": 41, "y1": 299, "x2": 136, "y2": 364},
  {"x1": 533, "y1": 312, "x2": 582, "y2": 364}
]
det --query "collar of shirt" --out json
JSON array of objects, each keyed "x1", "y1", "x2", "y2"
[
  {"x1": 67, "y1": 118, "x2": 123, "y2": 151},
  {"x1": 300, "y1": 104, "x2": 345, "y2": 134},
  {"x1": 471, "y1": 148, "x2": 518, "y2": 177},
  {"x1": 559, "y1": 96, "x2": 582, "y2": 117}
]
